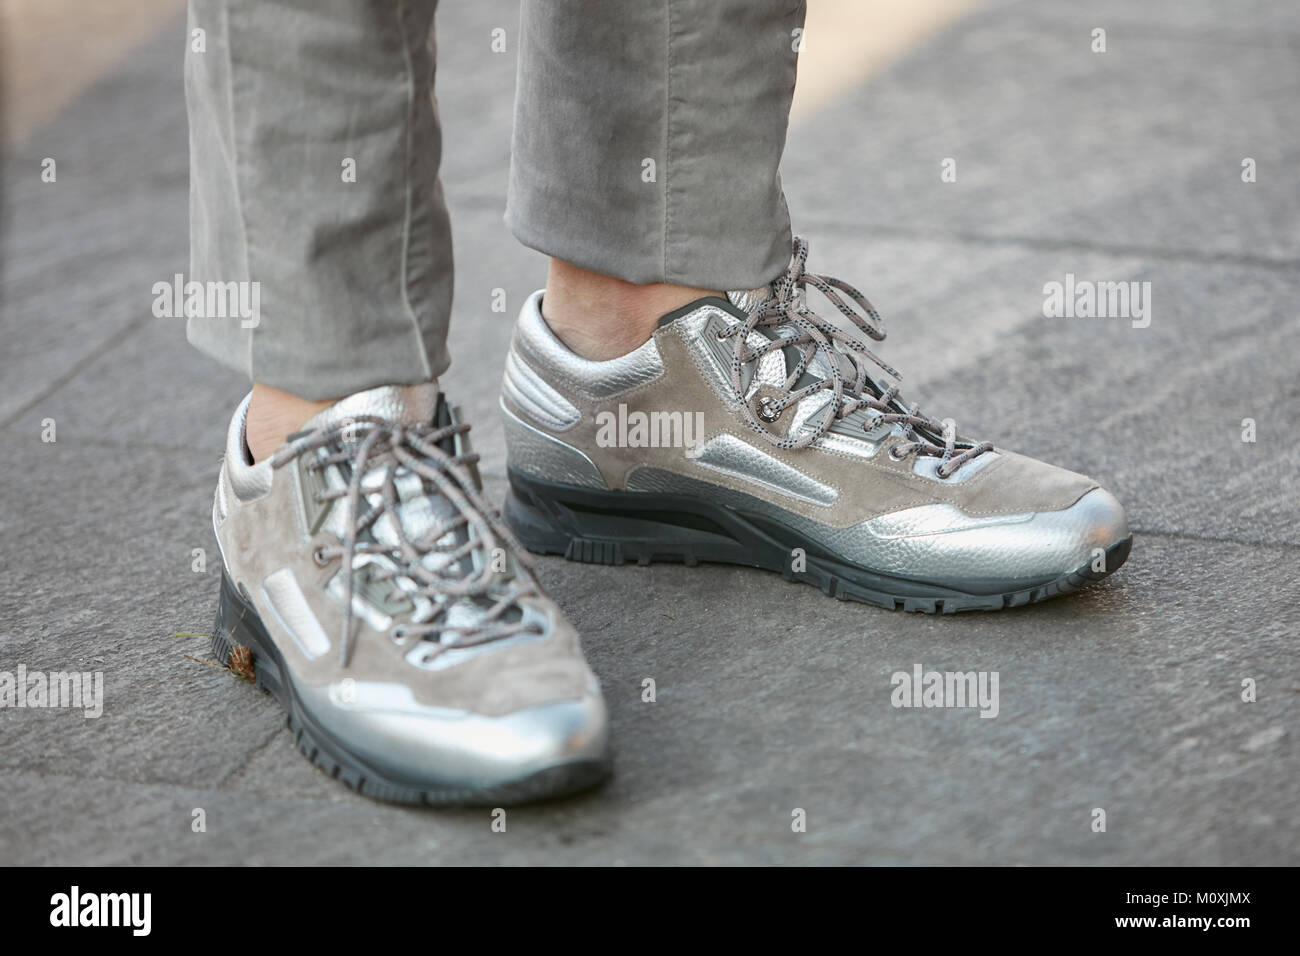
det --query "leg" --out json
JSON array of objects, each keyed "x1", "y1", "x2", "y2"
[
  {"x1": 507, "y1": 0, "x2": 805, "y2": 358},
  {"x1": 186, "y1": 0, "x2": 452, "y2": 457},
  {"x1": 189, "y1": 0, "x2": 610, "y2": 803},
  {"x1": 500, "y1": 0, "x2": 1130, "y2": 610}
]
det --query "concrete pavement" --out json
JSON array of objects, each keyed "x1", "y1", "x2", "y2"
[{"x1": 1, "y1": 0, "x2": 1297, "y2": 864}]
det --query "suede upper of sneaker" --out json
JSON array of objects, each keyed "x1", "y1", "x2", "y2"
[
  {"x1": 499, "y1": 238, "x2": 1127, "y2": 590},
  {"x1": 503, "y1": 295, "x2": 1101, "y2": 530},
  {"x1": 214, "y1": 385, "x2": 596, "y2": 718}
]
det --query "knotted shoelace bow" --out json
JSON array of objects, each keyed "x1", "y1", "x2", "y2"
[
  {"x1": 719, "y1": 236, "x2": 993, "y2": 477},
  {"x1": 271, "y1": 417, "x2": 539, "y2": 667}
]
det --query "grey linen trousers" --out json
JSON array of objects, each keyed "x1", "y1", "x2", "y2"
[{"x1": 186, "y1": 0, "x2": 806, "y2": 399}]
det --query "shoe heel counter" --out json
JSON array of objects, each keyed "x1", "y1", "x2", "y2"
[
  {"x1": 500, "y1": 343, "x2": 581, "y2": 432},
  {"x1": 500, "y1": 395, "x2": 608, "y2": 490},
  {"x1": 499, "y1": 332, "x2": 606, "y2": 487}
]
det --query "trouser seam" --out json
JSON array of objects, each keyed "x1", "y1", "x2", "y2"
[
  {"x1": 395, "y1": 0, "x2": 435, "y2": 382},
  {"x1": 662, "y1": 0, "x2": 674, "y2": 284},
  {"x1": 216, "y1": 2, "x2": 256, "y2": 381}
]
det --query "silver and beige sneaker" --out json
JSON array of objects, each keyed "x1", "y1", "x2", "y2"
[
  {"x1": 209, "y1": 384, "x2": 609, "y2": 804},
  {"x1": 500, "y1": 237, "x2": 1131, "y2": 612}
]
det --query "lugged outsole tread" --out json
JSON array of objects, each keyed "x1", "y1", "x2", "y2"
[{"x1": 537, "y1": 528, "x2": 1131, "y2": 613}]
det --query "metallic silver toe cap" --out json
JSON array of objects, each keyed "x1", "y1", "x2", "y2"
[
  {"x1": 861, "y1": 486, "x2": 1130, "y2": 588},
  {"x1": 1067, "y1": 486, "x2": 1129, "y2": 556},
  {"x1": 293, "y1": 677, "x2": 610, "y2": 790}
]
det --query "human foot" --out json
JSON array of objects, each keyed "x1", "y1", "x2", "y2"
[
  {"x1": 542, "y1": 257, "x2": 721, "y2": 360},
  {"x1": 244, "y1": 383, "x2": 336, "y2": 463},
  {"x1": 210, "y1": 384, "x2": 610, "y2": 803},
  {"x1": 498, "y1": 237, "x2": 1131, "y2": 612}
]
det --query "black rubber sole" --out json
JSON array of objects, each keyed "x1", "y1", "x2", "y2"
[
  {"x1": 504, "y1": 468, "x2": 1132, "y2": 613},
  {"x1": 209, "y1": 571, "x2": 610, "y2": 806}
]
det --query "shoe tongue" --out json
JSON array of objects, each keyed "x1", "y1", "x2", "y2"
[
  {"x1": 304, "y1": 383, "x2": 477, "y2": 584},
  {"x1": 304, "y1": 383, "x2": 440, "y2": 433},
  {"x1": 724, "y1": 285, "x2": 833, "y2": 394},
  {"x1": 726, "y1": 287, "x2": 770, "y2": 313},
  {"x1": 299, "y1": 385, "x2": 514, "y2": 635}
]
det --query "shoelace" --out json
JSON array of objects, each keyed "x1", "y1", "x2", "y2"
[
  {"x1": 271, "y1": 417, "x2": 539, "y2": 667},
  {"x1": 720, "y1": 236, "x2": 994, "y2": 478}
]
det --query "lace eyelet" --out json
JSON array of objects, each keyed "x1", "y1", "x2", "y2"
[
  {"x1": 756, "y1": 396, "x2": 783, "y2": 423},
  {"x1": 934, "y1": 465, "x2": 952, "y2": 480},
  {"x1": 888, "y1": 445, "x2": 908, "y2": 462},
  {"x1": 312, "y1": 547, "x2": 331, "y2": 567},
  {"x1": 391, "y1": 626, "x2": 409, "y2": 644}
]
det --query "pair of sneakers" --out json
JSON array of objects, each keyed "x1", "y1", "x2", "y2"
[{"x1": 209, "y1": 240, "x2": 1130, "y2": 804}]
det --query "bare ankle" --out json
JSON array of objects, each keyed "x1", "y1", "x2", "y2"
[
  {"x1": 543, "y1": 258, "x2": 722, "y2": 361},
  {"x1": 245, "y1": 383, "x2": 336, "y2": 463}
]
